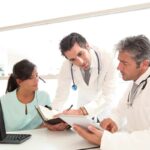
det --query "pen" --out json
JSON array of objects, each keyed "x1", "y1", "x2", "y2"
[
  {"x1": 39, "y1": 76, "x2": 46, "y2": 83},
  {"x1": 67, "y1": 104, "x2": 73, "y2": 111},
  {"x1": 45, "y1": 105, "x2": 52, "y2": 110}
]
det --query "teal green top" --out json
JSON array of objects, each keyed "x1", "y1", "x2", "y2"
[{"x1": 0, "y1": 89, "x2": 50, "y2": 131}]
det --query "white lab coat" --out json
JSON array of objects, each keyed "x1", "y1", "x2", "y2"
[
  {"x1": 52, "y1": 47, "x2": 120, "y2": 116},
  {"x1": 101, "y1": 67, "x2": 150, "y2": 150}
]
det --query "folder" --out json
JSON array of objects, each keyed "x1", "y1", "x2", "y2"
[{"x1": 59, "y1": 114, "x2": 103, "y2": 130}]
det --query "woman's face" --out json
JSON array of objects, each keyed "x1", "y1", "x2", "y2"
[{"x1": 17, "y1": 68, "x2": 39, "y2": 91}]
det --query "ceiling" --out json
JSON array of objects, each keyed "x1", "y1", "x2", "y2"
[{"x1": 0, "y1": 0, "x2": 150, "y2": 31}]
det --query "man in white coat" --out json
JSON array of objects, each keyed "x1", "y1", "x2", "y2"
[
  {"x1": 52, "y1": 32, "x2": 120, "y2": 117},
  {"x1": 73, "y1": 34, "x2": 150, "y2": 150}
]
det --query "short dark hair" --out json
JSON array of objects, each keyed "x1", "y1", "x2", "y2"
[
  {"x1": 116, "y1": 35, "x2": 150, "y2": 66},
  {"x1": 59, "y1": 32, "x2": 88, "y2": 56},
  {"x1": 6, "y1": 59, "x2": 36, "y2": 93}
]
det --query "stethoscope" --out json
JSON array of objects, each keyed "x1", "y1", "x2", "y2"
[
  {"x1": 127, "y1": 74, "x2": 150, "y2": 107},
  {"x1": 71, "y1": 50, "x2": 100, "y2": 91}
]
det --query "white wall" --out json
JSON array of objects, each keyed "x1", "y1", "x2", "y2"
[
  {"x1": 0, "y1": 7, "x2": 149, "y2": 106},
  {"x1": 1, "y1": 9, "x2": 150, "y2": 75}
]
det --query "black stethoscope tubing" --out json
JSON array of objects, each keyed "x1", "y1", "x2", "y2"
[{"x1": 127, "y1": 74, "x2": 150, "y2": 106}]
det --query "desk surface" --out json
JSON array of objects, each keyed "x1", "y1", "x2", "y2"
[{"x1": 0, "y1": 128, "x2": 100, "y2": 150}]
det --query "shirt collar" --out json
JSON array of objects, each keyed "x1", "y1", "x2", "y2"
[{"x1": 135, "y1": 67, "x2": 150, "y2": 85}]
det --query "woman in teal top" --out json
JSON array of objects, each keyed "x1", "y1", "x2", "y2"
[{"x1": 0, "y1": 59, "x2": 51, "y2": 131}]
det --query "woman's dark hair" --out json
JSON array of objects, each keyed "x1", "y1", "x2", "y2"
[{"x1": 6, "y1": 59, "x2": 36, "y2": 93}]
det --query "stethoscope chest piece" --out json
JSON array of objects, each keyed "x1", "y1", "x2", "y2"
[{"x1": 72, "y1": 84, "x2": 77, "y2": 91}]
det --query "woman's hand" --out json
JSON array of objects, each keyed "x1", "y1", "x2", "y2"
[{"x1": 45, "y1": 122, "x2": 69, "y2": 131}]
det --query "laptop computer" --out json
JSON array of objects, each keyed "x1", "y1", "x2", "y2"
[{"x1": 0, "y1": 100, "x2": 31, "y2": 144}]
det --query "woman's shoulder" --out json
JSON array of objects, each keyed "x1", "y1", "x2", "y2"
[
  {"x1": 1, "y1": 90, "x2": 16, "y2": 100},
  {"x1": 36, "y1": 90, "x2": 50, "y2": 98},
  {"x1": 36, "y1": 90, "x2": 50, "y2": 104},
  {"x1": 0, "y1": 90, "x2": 17, "y2": 106}
]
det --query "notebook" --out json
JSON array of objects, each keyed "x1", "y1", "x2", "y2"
[
  {"x1": 0, "y1": 101, "x2": 31, "y2": 144},
  {"x1": 35, "y1": 105, "x2": 64, "y2": 125}
]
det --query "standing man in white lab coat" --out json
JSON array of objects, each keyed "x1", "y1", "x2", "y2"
[
  {"x1": 52, "y1": 32, "x2": 120, "y2": 117},
  {"x1": 74, "y1": 35, "x2": 150, "y2": 150}
]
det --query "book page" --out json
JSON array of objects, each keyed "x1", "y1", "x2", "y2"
[{"x1": 36, "y1": 105, "x2": 59, "y2": 121}]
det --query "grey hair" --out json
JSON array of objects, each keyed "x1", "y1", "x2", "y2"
[{"x1": 116, "y1": 35, "x2": 150, "y2": 66}]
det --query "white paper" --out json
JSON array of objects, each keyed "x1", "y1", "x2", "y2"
[
  {"x1": 36, "y1": 105, "x2": 58, "y2": 121},
  {"x1": 59, "y1": 114, "x2": 103, "y2": 130}
]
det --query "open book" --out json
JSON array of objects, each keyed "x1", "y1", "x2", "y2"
[
  {"x1": 59, "y1": 114, "x2": 104, "y2": 130},
  {"x1": 35, "y1": 105, "x2": 64, "y2": 125}
]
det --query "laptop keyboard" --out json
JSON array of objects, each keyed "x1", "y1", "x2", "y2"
[{"x1": 0, "y1": 134, "x2": 31, "y2": 144}]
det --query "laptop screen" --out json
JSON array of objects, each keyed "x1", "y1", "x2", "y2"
[{"x1": 0, "y1": 100, "x2": 7, "y2": 140}]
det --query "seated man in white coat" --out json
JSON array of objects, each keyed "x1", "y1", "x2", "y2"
[
  {"x1": 74, "y1": 35, "x2": 150, "y2": 150},
  {"x1": 52, "y1": 32, "x2": 120, "y2": 118}
]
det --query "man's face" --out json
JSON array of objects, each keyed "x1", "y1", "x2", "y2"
[
  {"x1": 117, "y1": 51, "x2": 144, "y2": 81},
  {"x1": 64, "y1": 43, "x2": 91, "y2": 70}
]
